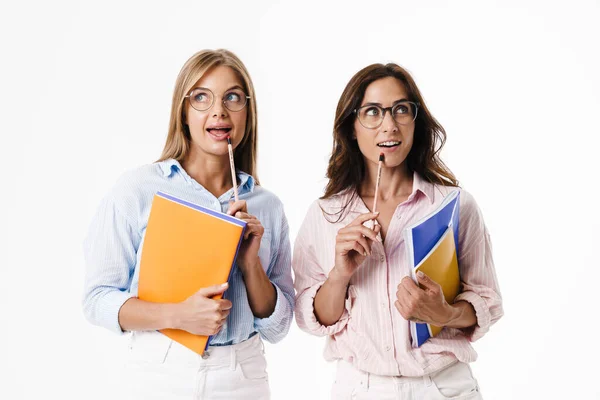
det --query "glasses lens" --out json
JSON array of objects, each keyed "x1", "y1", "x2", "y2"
[
  {"x1": 358, "y1": 106, "x2": 384, "y2": 128},
  {"x1": 392, "y1": 102, "x2": 417, "y2": 125},
  {"x1": 188, "y1": 89, "x2": 214, "y2": 111},
  {"x1": 223, "y1": 89, "x2": 248, "y2": 111}
]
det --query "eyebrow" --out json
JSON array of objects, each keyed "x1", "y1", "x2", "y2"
[
  {"x1": 361, "y1": 98, "x2": 410, "y2": 107},
  {"x1": 194, "y1": 85, "x2": 245, "y2": 92}
]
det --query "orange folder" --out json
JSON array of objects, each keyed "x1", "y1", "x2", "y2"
[{"x1": 138, "y1": 192, "x2": 246, "y2": 355}]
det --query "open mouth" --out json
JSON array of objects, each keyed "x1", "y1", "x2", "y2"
[
  {"x1": 377, "y1": 140, "x2": 401, "y2": 148},
  {"x1": 207, "y1": 127, "x2": 232, "y2": 136}
]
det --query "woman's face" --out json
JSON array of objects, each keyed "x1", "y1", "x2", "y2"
[
  {"x1": 185, "y1": 65, "x2": 248, "y2": 158},
  {"x1": 353, "y1": 76, "x2": 415, "y2": 169}
]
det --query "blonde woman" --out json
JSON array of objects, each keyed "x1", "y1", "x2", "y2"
[{"x1": 83, "y1": 49, "x2": 294, "y2": 399}]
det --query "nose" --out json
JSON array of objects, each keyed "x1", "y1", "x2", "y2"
[
  {"x1": 381, "y1": 109, "x2": 398, "y2": 133},
  {"x1": 212, "y1": 100, "x2": 228, "y2": 118}
]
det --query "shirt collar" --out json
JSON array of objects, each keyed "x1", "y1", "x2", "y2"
[
  {"x1": 410, "y1": 172, "x2": 435, "y2": 204},
  {"x1": 158, "y1": 159, "x2": 255, "y2": 194}
]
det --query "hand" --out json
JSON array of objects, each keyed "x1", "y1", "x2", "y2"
[
  {"x1": 394, "y1": 271, "x2": 455, "y2": 326},
  {"x1": 175, "y1": 283, "x2": 232, "y2": 335},
  {"x1": 333, "y1": 212, "x2": 381, "y2": 281},
  {"x1": 227, "y1": 200, "x2": 264, "y2": 273}
]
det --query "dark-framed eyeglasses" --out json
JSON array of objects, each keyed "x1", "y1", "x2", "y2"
[
  {"x1": 354, "y1": 101, "x2": 419, "y2": 129},
  {"x1": 185, "y1": 87, "x2": 251, "y2": 112}
]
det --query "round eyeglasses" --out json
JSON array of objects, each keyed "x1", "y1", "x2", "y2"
[
  {"x1": 185, "y1": 87, "x2": 251, "y2": 112},
  {"x1": 354, "y1": 101, "x2": 419, "y2": 129}
]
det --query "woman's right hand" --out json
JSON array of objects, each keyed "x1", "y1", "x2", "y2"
[
  {"x1": 333, "y1": 212, "x2": 381, "y2": 280},
  {"x1": 174, "y1": 283, "x2": 232, "y2": 335}
]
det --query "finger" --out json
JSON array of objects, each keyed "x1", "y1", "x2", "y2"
[
  {"x1": 217, "y1": 299, "x2": 233, "y2": 310},
  {"x1": 338, "y1": 233, "x2": 372, "y2": 255},
  {"x1": 348, "y1": 225, "x2": 380, "y2": 242},
  {"x1": 350, "y1": 212, "x2": 380, "y2": 226},
  {"x1": 416, "y1": 271, "x2": 439, "y2": 292},
  {"x1": 234, "y1": 211, "x2": 256, "y2": 220},
  {"x1": 351, "y1": 242, "x2": 368, "y2": 257},
  {"x1": 397, "y1": 282, "x2": 414, "y2": 301},
  {"x1": 243, "y1": 222, "x2": 264, "y2": 239},
  {"x1": 227, "y1": 200, "x2": 248, "y2": 216},
  {"x1": 197, "y1": 283, "x2": 229, "y2": 297},
  {"x1": 373, "y1": 224, "x2": 382, "y2": 236},
  {"x1": 400, "y1": 277, "x2": 419, "y2": 296},
  {"x1": 338, "y1": 240, "x2": 368, "y2": 257}
]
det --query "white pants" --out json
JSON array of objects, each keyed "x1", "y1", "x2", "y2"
[
  {"x1": 331, "y1": 359, "x2": 482, "y2": 400},
  {"x1": 121, "y1": 331, "x2": 270, "y2": 400}
]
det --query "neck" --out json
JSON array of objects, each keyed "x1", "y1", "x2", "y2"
[
  {"x1": 361, "y1": 160, "x2": 413, "y2": 201},
  {"x1": 181, "y1": 147, "x2": 234, "y2": 198}
]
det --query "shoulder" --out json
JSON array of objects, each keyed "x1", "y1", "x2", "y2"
[{"x1": 105, "y1": 163, "x2": 162, "y2": 216}]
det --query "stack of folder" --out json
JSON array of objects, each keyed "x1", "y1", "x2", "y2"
[
  {"x1": 403, "y1": 190, "x2": 461, "y2": 347},
  {"x1": 138, "y1": 192, "x2": 246, "y2": 355}
]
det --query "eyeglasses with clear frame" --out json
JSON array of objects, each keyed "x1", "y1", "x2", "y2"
[
  {"x1": 185, "y1": 87, "x2": 251, "y2": 112},
  {"x1": 353, "y1": 101, "x2": 419, "y2": 129}
]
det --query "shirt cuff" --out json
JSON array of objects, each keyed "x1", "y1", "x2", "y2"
[
  {"x1": 85, "y1": 290, "x2": 136, "y2": 335},
  {"x1": 454, "y1": 290, "x2": 492, "y2": 342},
  {"x1": 295, "y1": 282, "x2": 353, "y2": 337},
  {"x1": 253, "y1": 283, "x2": 293, "y2": 343}
]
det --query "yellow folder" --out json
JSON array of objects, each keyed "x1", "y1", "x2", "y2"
[
  {"x1": 138, "y1": 192, "x2": 246, "y2": 355},
  {"x1": 413, "y1": 226, "x2": 460, "y2": 337}
]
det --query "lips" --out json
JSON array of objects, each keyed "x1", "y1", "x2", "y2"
[
  {"x1": 377, "y1": 140, "x2": 401, "y2": 148},
  {"x1": 206, "y1": 125, "x2": 232, "y2": 141}
]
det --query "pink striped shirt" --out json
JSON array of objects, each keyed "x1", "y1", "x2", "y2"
[{"x1": 293, "y1": 173, "x2": 503, "y2": 376}]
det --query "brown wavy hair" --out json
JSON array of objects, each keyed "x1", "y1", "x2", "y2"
[
  {"x1": 157, "y1": 49, "x2": 259, "y2": 182},
  {"x1": 322, "y1": 63, "x2": 458, "y2": 221}
]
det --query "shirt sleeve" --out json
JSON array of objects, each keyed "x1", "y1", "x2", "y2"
[
  {"x1": 253, "y1": 207, "x2": 295, "y2": 344},
  {"x1": 82, "y1": 194, "x2": 139, "y2": 335},
  {"x1": 454, "y1": 190, "x2": 504, "y2": 341},
  {"x1": 293, "y1": 202, "x2": 352, "y2": 337}
]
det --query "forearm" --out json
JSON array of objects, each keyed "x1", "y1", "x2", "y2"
[
  {"x1": 445, "y1": 300, "x2": 477, "y2": 329},
  {"x1": 314, "y1": 267, "x2": 351, "y2": 326},
  {"x1": 241, "y1": 261, "x2": 277, "y2": 319},
  {"x1": 118, "y1": 297, "x2": 180, "y2": 332}
]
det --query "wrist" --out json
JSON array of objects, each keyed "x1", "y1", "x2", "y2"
[
  {"x1": 329, "y1": 266, "x2": 352, "y2": 287},
  {"x1": 442, "y1": 303, "x2": 461, "y2": 326},
  {"x1": 239, "y1": 257, "x2": 261, "y2": 276},
  {"x1": 163, "y1": 302, "x2": 181, "y2": 330}
]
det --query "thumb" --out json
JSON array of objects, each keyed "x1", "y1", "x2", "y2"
[
  {"x1": 416, "y1": 271, "x2": 437, "y2": 291},
  {"x1": 227, "y1": 200, "x2": 235, "y2": 216},
  {"x1": 197, "y1": 283, "x2": 229, "y2": 297}
]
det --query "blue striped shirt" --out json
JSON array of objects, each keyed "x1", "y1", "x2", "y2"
[{"x1": 82, "y1": 159, "x2": 294, "y2": 345}]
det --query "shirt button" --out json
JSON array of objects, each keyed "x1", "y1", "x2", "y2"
[
  {"x1": 380, "y1": 255, "x2": 385, "y2": 262},
  {"x1": 385, "y1": 346, "x2": 391, "y2": 351}
]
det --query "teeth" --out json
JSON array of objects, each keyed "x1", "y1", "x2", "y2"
[{"x1": 378, "y1": 141, "x2": 400, "y2": 147}]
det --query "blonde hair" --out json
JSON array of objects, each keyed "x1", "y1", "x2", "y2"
[{"x1": 158, "y1": 49, "x2": 259, "y2": 182}]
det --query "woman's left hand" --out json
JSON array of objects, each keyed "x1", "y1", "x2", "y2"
[
  {"x1": 394, "y1": 271, "x2": 456, "y2": 326},
  {"x1": 227, "y1": 200, "x2": 263, "y2": 273}
]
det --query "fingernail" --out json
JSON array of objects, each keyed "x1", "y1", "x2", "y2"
[
  {"x1": 363, "y1": 252, "x2": 367, "y2": 256},
  {"x1": 221, "y1": 283, "x2": 229, "y2": 288},
  {"x1": 417, "y1": 271, "x2": 424, "y2": 278}
]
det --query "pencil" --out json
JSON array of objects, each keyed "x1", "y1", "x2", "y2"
[
  {"x1": 227, "y1": 136, "x2": 239, "y2": 202},
  {"x1": 373, "y1": 152, "x2": 384, "y2": 214}
]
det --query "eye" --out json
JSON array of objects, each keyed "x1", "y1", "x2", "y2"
[
  {"x1": 364, "y1": 106, "x2": 381, "y2": 117},
  {"x1": 192, "y1": 91, "x2": 210, "y2": 103},
  {"x1": 225, "y1": 92, "x2": 242, "y2": 103},
  {"x1": 394, "y1": 104, "x2": 409, "y2": 114}
]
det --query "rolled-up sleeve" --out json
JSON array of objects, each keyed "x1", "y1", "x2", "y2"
[
  {"x1": 82, "y1": 197, "x2": 139, "y2": 335},
  {"x1": 455, "y1": 190, "x2": 504, "y2": 341},
  {"x1": 254, "y1": 210, "x2": 295, "y2": 343},
  {"x1": 293, "y1": 203, "x2": 351, "y2": 337}
]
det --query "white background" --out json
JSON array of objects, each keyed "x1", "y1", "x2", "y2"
[{"x1": 1, "y1": 0, "x2": 599, "y2": 398}]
